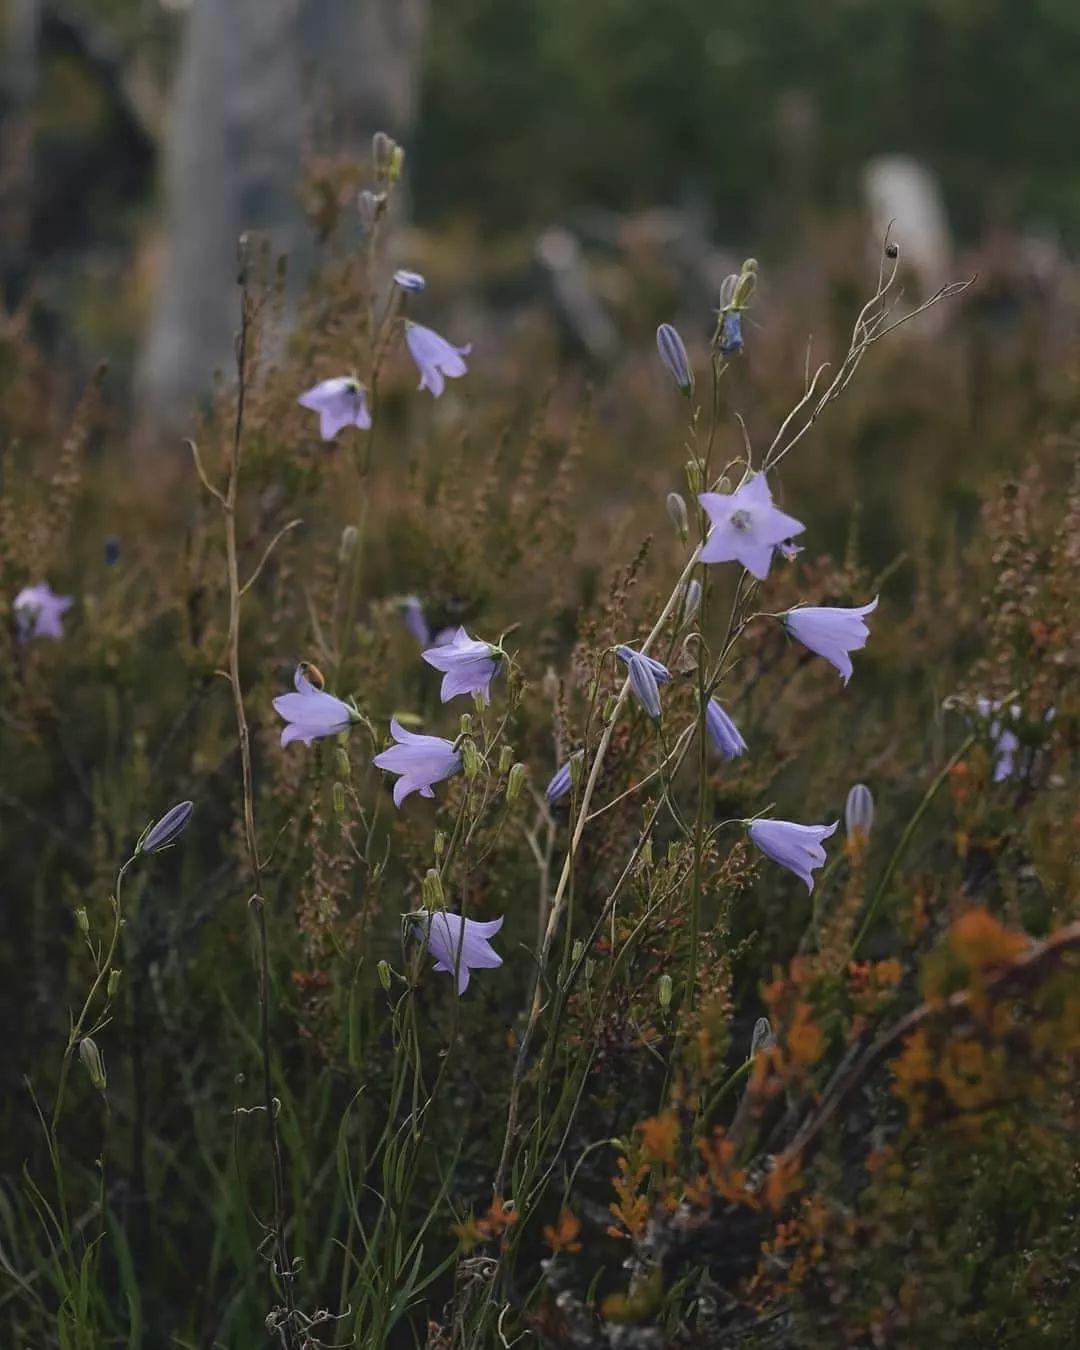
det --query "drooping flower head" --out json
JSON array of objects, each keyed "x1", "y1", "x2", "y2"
[
  {"x1": 616, "y1": 645, "x2": 671, "y2": 721},
  {"x1": 412, "y1": 910, "x2": 503, "y2": 995},
  {"x1": 845, "y1": 783, "x2": 875, "y2": 844},
  {"x1": 298, "y1": 377, "x2": 372, "y2": 441},
  {"x1": 783, "y1": 597, "x2": 878, "y2": 685},
  {"x1": 748, "y1": 818, "x2": 838, "y2": 892},
  {"x1": 400, "y1": 595, "x2": 430, "y2": 646},
  {"x1": 975, "y1": 697, "x2": 1023, "y2": 782},
  {"x1": 373, "y1": 719, "x2": 462, "y2": 807},
  {"x1": 393, "y1": 269, "x2": 426, "y2": 293},
  {"x1": 699, "y1": 474, "x2": 805, "y2": 581},
  {"x1": 14, "y1": 582, "x2": 73, "y2": 641},
  {"x1": 405, "y1": 321, "x2": 471, "y2": 398},
  {"x1": 705, "y1": 698, "x2": 747, "y2": 761},
  {"x1": 422, "y1": 627, "x2": 501, "y2": 705},
  {"x1": 273, "y1": 666, "x2": 356, "y2": 747},
  {"x1": 656, "y1": 323, "x2": 693, "y2": 394}
]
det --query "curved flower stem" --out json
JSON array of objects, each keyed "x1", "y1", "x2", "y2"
[
  {"x1": 493, "y1": 543, "x2": 704, "y2": 1197},
  {"x1": 851, "y1": 731, "x2": 976, "y2": 958}
]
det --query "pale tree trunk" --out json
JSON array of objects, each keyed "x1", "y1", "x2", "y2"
[{"x1": 137, "y1": 0, "x2": 428, "y2": 430}]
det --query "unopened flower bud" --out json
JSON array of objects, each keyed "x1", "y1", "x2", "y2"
[
  {"x1": 332, "y1": 782, "x2": 346, "y2": 815},
  {"x1": 570, "y1": 752, "x2": 585, "y2": 787},
  {"x1": 656, "y1": 323, "x2": 693, "y2": 395},
  {"x1": 462, "y1": 739, "x2": 481, "y2": 780},
  {"x1": 422, "y1": 868, "x2": 445, "y2": 909},
  {"x1": 372, "y1": 131, "x2": 394, "y2": 177},
  {"x1": 388, "y1": 144, "x2": 406, "y2": 183},
  {"x1": 377, "y1": 959, "x2": 392, "y2": 991},
  {"x1": 498, "y1": 745, "x2": 514, "y2": 776},
  {"x1": 658, "y1": 974, "x2": 673, "y2": 1008},
  {"x1": 603, "y1": 696, "x2": 619, "y2": 723},
  {"x1": 339, "y1": 525, "x2": 359, "y2": 562},
  {"x1": 107, "y1": 969, "x2": 122, "y2": 998},
  {"x1": 750, "y1": 1016, "x2": 774, "y2": 1057},
  {"x1": 733, "y1": 259, "x2": 758, "y2": 308},
  {"x1": 506, "y1": 762, "x2": 527, "y2": 803},
  {"x1": 473, "y1": 688, "x2": 486, "y2": 714},
  {"x1": 679, "y1": 579, "x2": 702, "y2": 624},
  {"x1": 666, "y1": 492, "x2": 689, "y2": 540},
  {"x1": 641, "y1": 836, "x2": 653, "y2": 866},
  {"x1": 571, "y1": 939, "x2": 585, "y2": 965},
  {"x1": 585, "y1": 959, "x2": 595, "y2": 982},
  {"x1": 685, "y1": 459, "x2": 703, "y2": 495},
  {"x1": 459, "y1": 713, "x2": 472, "y2": 736},
  {"x1": 434, "y1": 830, "x2": 447, "y2": 859},
  {"x1": 76, "y1": 908, "x2": 90, "y2": 937},
  {"x1": 79, "y1": 1037, "x2": 107, "y2": 1092},
  {"x1": 845, "y1": 783, "x2": 874, "y2": 853},
  {"x1": 336, "y1": 747, "x2": 351, "y2": 781},
  {"x1": 140, "y1": 801, "x2": 194, "y2": 855}
]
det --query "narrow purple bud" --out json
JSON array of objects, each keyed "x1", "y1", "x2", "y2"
[
  {"x1": 656, "y1": 323, "x2": 692, "y2": 394},
  {"x1": 705, "y1": 698, "x2": 747, "y2": 760},
  {"x1": 616, "y1": 645, "x2": 669, "y2": 721},
  {"x1": 718, "y1": 310, "x2": 744, "y2": 355},
  {"x1": 141, "y1": 801, "x2": 194, "y2": 854}
]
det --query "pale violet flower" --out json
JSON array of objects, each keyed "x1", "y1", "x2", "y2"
[
  {"x1": 14, "y1": 582, "x2": 73, "y2": 641},
  {"x1": 705, "y1": 698, "x2": 747, "y2": 760},
  {"x1": 413, "y1": 910, "x2": 503, "y2": 995},
  {"x1": 373, "y1": 719, "x2": 462, "y2": 807},
  {"x1": 422, "y1": 627, "x2": 501, "y2": 704},
  {"x1": 393, "y1": 269, "x2": 426, "y2": 293},
  {"x1": 616, "y1": 645, "x2": 671, "y2": 721},
  {"x1": 545, "y1": 751, "x2": 583, "y2": 805},
  {"x1": 783, "y1": 597, "x2": 878, "y2": 685},
  {"x1": 777, "y1": 540, "x2": 803, "y2": 562},
  {"x1": 718, "y1": 310, "x2": 744, "y2": 355},
  {"x1": 405, "y1": 321, "x2": 471, "y2": 398},
  {"x1": 748, "y1": 818, "x2": 838, "y2": 892},
  {"x1": 656, "y1": 323, "x2": 692, "y2": 394},
  {"x1": 298, "y1": 377, "x2": 372, "y2": 440},
  {"x1": 699, "y1": 474, "x2": 805, "y2": 581},
  {"x1": 975, "y1": 697, "x2": 1023, "y2": 782},
  {"x1": 400, "y1": 595, "x2": 430, "y2": 646},
  {"x1": 273, "y1": 666, "x2": 356, "y2": 747}
]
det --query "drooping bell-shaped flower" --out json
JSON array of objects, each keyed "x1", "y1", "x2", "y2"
[
  {"x1": 412, "y1": 910, "x2": 503, "y2": 995},
  {"x1": 273, "y1": 666, "x2": 356, "y2": 747},
  {"x1": 748, "y1": 818, "x2": 838, "y2": 892},
  {"x1": 718, "y1": 310, "x2": 744, "y2": 355},
  {"x1": 373, "y1": 719, "x2": 462, "y2": 807},
  {"x1": 405, "y1": 321, "x2": 471, "y2": 398},
  {"x1": 422, "y1": 627, "x2": 501, "y2": 705},
  {"x1": 699, "y1": 474, "x2": 805, "y2": 581},
  {"x1": 298, "y1": 377, "x2": 372, "y2": 440},
  {"x1": 400, "y1": 595, "x2": 430, "y2": 646},
  {"x1": 783, "y1": 598, "x2": 878, "y2": 685},
  {"x1": 705, "y1": 698, "x2": 747, "y2": 761},
  {"x1": 545, "y1": 750, "x2": 584, "y2": 805},
  {"x1": 616, "y1": 645, "x2": 671, "y2": 721},
  {"x1": 845, "y1": 783, "x2": 875, "y2": 842},
  {"x1": 13, "y1": 582, "x2": 73, "y2": 641},
  {"x1": 656, "y1": 323, "x2": 693, "y2": 394}
]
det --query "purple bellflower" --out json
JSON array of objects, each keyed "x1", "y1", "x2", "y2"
[
  {"x1": 656, "y1": 323, "x2": 693, "y2": 394},
  {"x1": 777, "y1": 539, "x2": 803, "y2": 562},
  {"x1": 373, "y1": 719, "x2": 462, "y2": 807},
  {"x1": 718, "y1": 310, "x2": 744, "y2": 355},
  {"x1": 401, "y1": 596, "x2": 430, "y2": 646},
  {"x1": 705, "y1": 698, "x2": 747, "y2": 760},
  {"x1": 699, "y1": 474, "x2": 805, "y2": 581},
  {"x1": 975, "y1": 697, "x2": 1023, "y2": 782},
  {"x1": 273, "y1": 666, "x2": 356, "y2": 747},
  {"x1": 422, "y1": 626, "x2": 502, "y2": 705},
  {"x1": 783, "y1": 597, "x2": 878, "y2": 685},
  {"x1": 14, "y1": 582, "x2": 73, "y2": 641},
  {"x1": 413, "y1": 910, "x2": 503, "y2": 995},
  {"x1": 748, "y1": 818, "x2": 838, "y2": 893},
  {"x1": 405, "y1": 321, "x2": 471, "y2": 398},
  {"x1": 298, "y1": 377, "x2": 372, "y2": 440},
  {"x1": 545, "y1": 751, "x2": 583, "y2": 805},
  {"x1": 393, "y1": 269, "x2": 426, "y2": 293},
  {"x1": 616, "y1": 645, "x2": 671, "y2": 721}
]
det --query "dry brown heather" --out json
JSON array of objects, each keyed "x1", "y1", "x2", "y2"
[{"x1": 1, "y1": 195, "x2": 1079, "y2": 1347}]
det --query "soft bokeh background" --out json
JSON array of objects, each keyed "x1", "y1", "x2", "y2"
[{"x1": 3, "y1": 4, "x2": 1080, "y2": 1347}]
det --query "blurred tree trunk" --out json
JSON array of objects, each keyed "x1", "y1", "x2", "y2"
[
  {"x1": 0, "y1": 0, "x2": 41, "y2": 305},
  {"x1": 137, "y1": 0, "x2": 428, "y2": 430}
]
